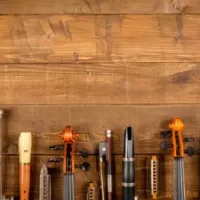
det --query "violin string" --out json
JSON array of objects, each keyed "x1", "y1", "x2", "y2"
[
  {"x1": 174, "y1": 159, "x2": 177, "y2": 200},
  {"x1": 181, "y1": 158, "x2": 184, "y2": 200},
  {"x1": 179, "y1": 158, "x2": 182, "y2": 200},
  {"x1": 182, "y1": 158, "x2": 186, "y2": 200},
  {"x1": 176, "y1": 158, "x2": 180, "y2": 200}
]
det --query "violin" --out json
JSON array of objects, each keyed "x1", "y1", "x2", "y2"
[
  {"x1": 160, "y1": 118, "x2": 195, "y2": 200},
  {"x1": 60, "y1": 126, "x2": 78, "y2": 200},
  {"x1": 49, "y1": 126, "x2": 90, "y2": 200}
]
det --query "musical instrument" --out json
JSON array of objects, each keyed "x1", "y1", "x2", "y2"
[
  {"x1": 106, "y1": 130, "x2": 113, "y2": 200},
  {"x1": 39, "y1": 164, "x2": 51, "y2": 200},
  {"x1": 48, "y1": 126, "x2": 90, "y2": 200},
  {"x1": 150, "y1": 156, "x2": 158, "y2": 199},
  {"x1": 122, "y1": 127, "x2": 138, "y2": 200},
  {"x1": 99, "y1": 142, "x2": 107, "y2": 200},
  {"x1": 99, "y1": 130, "x2": 113, "y2": 200},
  {"x1": 2, "y1": 196, "x2": 14, "y2": 200},
  {"x1": 19, "y1": 132, "x2": 32, "y2": 200},
  {"x1": 160, "y1": 118, "x2": 195, "y2": 200},
  {"x1": 87, "y1": 182, "x2": 95, "y2": 200},
  {"x1": 0, "y1": 109, "x2": 3, "y2": 199}
]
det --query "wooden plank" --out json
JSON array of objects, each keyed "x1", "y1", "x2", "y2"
[
  {"x1": 1, "y1": 105, "x2": 199, "y2": 154},
  {"x1": 1, "y1": 15, "x2": 200, "y2": 63},
  {"x1": 2, "y1": 155, "x2": 199, "y2": 199},
  {"x1": 0, "y1": 0, "x2": 199, "y2": 14},
  {"x1": 0, "y1": 63, "x2": 200, "y2": 105}
]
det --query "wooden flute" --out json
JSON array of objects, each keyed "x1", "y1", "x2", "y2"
[{"x1": 19, "y1": 132, "x2": 32, "y2": 200}]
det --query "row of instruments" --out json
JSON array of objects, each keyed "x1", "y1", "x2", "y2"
[{"x1": 0, "y1": 108, "x2": 196, "y2": 200}]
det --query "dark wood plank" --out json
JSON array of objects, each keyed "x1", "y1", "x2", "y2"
[
  {"x1": 1, "y1": 15, "x2": 200, "y2": 63},
  {"x1": 2, "y1": 155, "x2": 199, "y2": 200},
  {"x1": 0, "y1": 0, "x2": 199, "y2": 14},
  {"x1": 1, "y1": 105, "x2": 199, "y2": 154},
  {"x1": 0, "y1": 63, "x2": 200, "y2": 105}
]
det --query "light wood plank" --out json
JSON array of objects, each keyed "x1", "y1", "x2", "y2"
[
  {"x1": 0, "y1": 0, "x2": 199, "y2": 14},
  {"x1": 1, "y1": 15, "x2": 200, "y2": 63},
  {"x1": 0, "y1": 63, "x2": 200, "y2": 105},
  {"x1": 2, "y1": 155, "x2": 199, "y2": 199},
  {"x1": 1, "y1": 105, "x2": 199, "y2": 154}
]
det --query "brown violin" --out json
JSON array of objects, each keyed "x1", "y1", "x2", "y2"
[
  {"x1": 160, "y1": 118, "x2": 195, "y2": 200},
  {"x1": 49, "y1": 126, "x2": 90, "y2": 200}
]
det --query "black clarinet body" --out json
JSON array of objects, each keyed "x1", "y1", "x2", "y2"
[{"x1": 122, "y1": 127, "x2": 137, "y2": 200}]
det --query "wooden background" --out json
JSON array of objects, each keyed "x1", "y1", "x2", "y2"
[{"x1": 0, "y1": 0, "x2": 200, "y2": 199}]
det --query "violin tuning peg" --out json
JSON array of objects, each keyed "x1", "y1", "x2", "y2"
[
  {"x1": 76, "y1": 149, "x2": 90, "y2": 158},
  {"x1": 160, "y1": 130, "x2": 172, "y2": 138},
  {"x1": 184, "y1": 138, "x2": 195, "y2": 142},
  {"x1": 49, "y1": 145, "x2": 64, "y2": 150},
  {"x1": 185, "y1": 147, "x2": 195, "y2": 156},
  {"x1": 160, "y1": 141, "x2": 173, "y2": 151},
  {"x1": 75, "y1": 162, "x2": 90, "y2": 171},
  {"x1": 48, "y1": 158, "x2": 63, "y2": 163}
]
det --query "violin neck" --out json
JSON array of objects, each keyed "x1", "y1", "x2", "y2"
[
  {"x1": 64, "y1": 173, "x2": 75, "y2": 200},
  {"x1": 174, "y1": 158, "x2": 186, "y2": 200},
  {"x1": 64, "y1": 142, "x2": 75, "y2": 200}
]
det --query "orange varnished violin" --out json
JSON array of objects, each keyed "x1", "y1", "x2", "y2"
[
  {"x1": 160, "y1": 118, "x2": 195, "y2": 200},
  {"x1": 61, "y1": 126, "x2": 79, "y2": 175},
  {"x1": 60, "y1": 126, "x2": 78, "y2": 200},
  {"x1": 49, "y1": 126, "x2": 90, "y2": 200}
]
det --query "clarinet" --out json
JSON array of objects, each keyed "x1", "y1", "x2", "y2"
[{"x1": 122, "y1": 127, "x2": 138, "y2": 200}]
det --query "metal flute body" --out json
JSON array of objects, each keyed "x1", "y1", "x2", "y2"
[
  {"x1": 122, "y1": 127, "x2": 137, "y2": 200},
  {"x1": 106, "y1": 130, "x2": 113, "y2": 200},
  {"x1": 19, "y1": 132, "x2": 32, "y2": 200}
]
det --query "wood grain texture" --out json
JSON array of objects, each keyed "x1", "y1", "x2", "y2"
[
  {"x1": 0, "y1": 63, "x2": 200, "y2": 104},
  {"x1": 1, "y1": 15, "x2": 200, "y2": 63},
  {"x1": 2, "y1": 155, "x2": 200, "y2": 200},
  {"x1": 0, "y1": 0, "x2": 199, "y2": 14},
  {"x1": 1, "y1": 105, "x2": 199, "y2": 154}
]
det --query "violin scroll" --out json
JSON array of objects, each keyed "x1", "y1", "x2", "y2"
[
  {"x1": 160, "y1": 118, "x2": 195, "y2": 157},
  {"x1": 60, "y1": 126, "x2": 79, "y2": 143}
]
